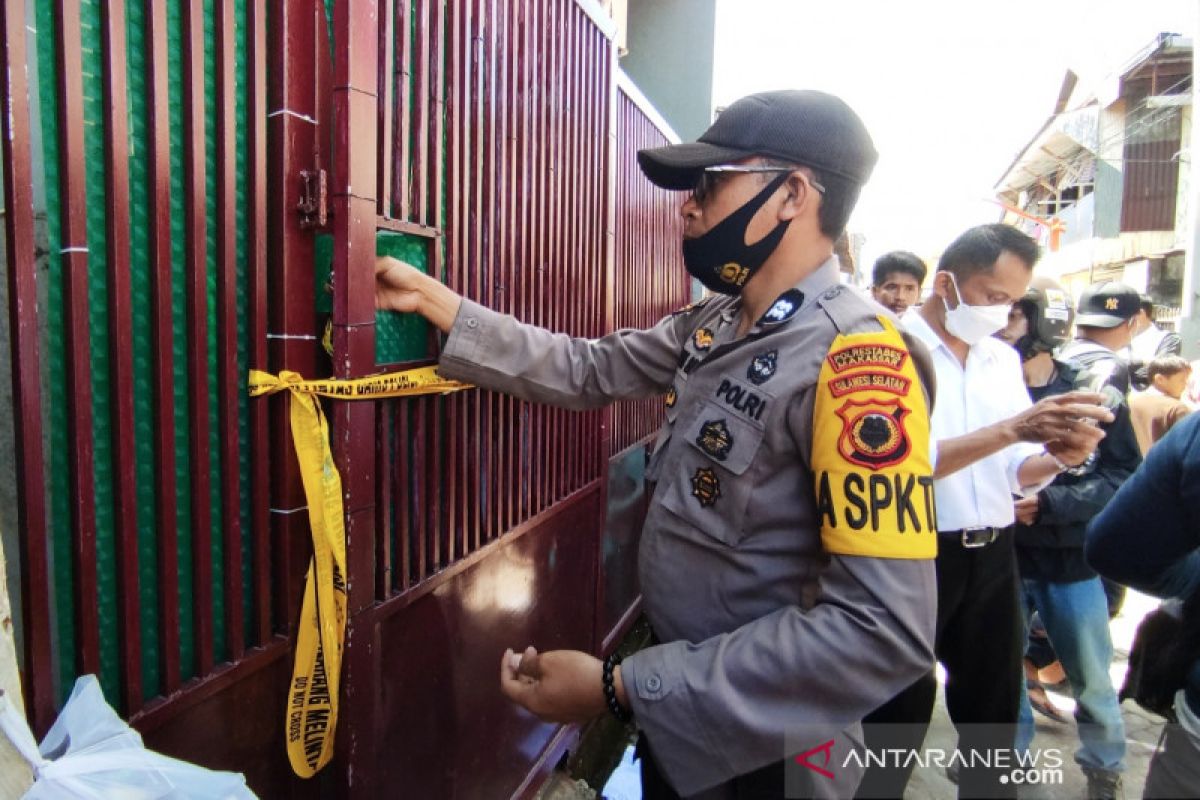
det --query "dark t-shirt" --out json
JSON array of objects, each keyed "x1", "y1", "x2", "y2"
[{"x1": 1014, "y1": 359, "x2": 1141, "y2": 582}]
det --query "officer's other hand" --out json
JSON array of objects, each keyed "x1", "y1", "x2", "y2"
[
  {"x1": 1008, "y1": 391, "x2": 1114, "y2": 444},
  {"x1": 499, "y1": 646, "x2": 611, "y2": 724},
  {"x1": 1014, "y1": 495, "x2": 1039, "y2": 526},
  {"x1": 375, "y1": 256, "x2": 426, "y2": 313}
]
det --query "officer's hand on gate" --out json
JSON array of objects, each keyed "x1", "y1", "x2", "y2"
[
  {"x1": 1007, "y1": 391, "x2": 1114, "y2": 446},
  {"x1": 375, "y1": 256, "x2": 427, "y2": 313},
  {"x1": 499, "y1": 646, "x2": 611, "y2": 724},
  {"x1": 375, "y1": 255, "x2": 463, "y2": 332}
]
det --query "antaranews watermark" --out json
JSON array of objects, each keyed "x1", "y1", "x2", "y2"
[{"x1": 785, "y1": 724, "x2": 1065, "y2": 798}]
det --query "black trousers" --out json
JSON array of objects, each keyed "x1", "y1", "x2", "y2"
[
  {"x1": 858, "y1": 530, "x2": 1023, "y2": 799},
  {"x1": 638, "y1": 733, "x2": 809, "y2": 799}
]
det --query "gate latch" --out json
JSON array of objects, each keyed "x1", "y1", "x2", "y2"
[{"x1": 297, "y1": 168, "x2": 328, "y2": 229}]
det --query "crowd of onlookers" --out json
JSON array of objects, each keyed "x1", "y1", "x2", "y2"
[{"x1": 861, "y1": 245, "x2": 1198, "y2": 800}]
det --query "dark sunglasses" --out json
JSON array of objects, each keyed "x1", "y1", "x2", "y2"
[{"x1": 691, "y1": 165, "x2": 826, "y2": 204}]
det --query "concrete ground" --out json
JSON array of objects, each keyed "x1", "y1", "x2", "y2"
[
  {"x1": 541, "y1": 591, "x2": 1168, "y2": 799},
  {"x1": 907, "y1": 589, "x2": 1165, "y2": 800}
]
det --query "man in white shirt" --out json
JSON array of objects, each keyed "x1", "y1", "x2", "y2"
[
  {"x1": 858, "y1": 224, "x2": 1113, "y2": 799},
  {"x1": 1129, "y1": 294, "x2": 1182, "y2": 391}
]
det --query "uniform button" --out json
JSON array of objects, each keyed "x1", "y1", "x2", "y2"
[
  {"x1": 646, "y1": 675, "x2": 662, "y2": 692},
  {"x1": 465, "y1": 317, "x2": 479, "y2": 329},
  {"x1": 822, "y1": 287, "x2": 841, "y2": 301}
]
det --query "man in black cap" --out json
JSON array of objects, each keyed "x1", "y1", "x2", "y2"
[
  {"x1": 1059, "y1": 281, "x2": 1143, "y2": 622},
  {"x1": 997, "y1": 280, "x2": 1139, "y2": 800},
  {"x1": 1060, "y1": 282, "x2": 1142, "y2": 397},
  {"x1": 375, "y1": 90, "x2": 1107, "y2": 798}
]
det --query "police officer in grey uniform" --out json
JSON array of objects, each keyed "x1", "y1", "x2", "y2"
[{"x1": 376, "y1": 90, "x2": 939, "y2": 799}]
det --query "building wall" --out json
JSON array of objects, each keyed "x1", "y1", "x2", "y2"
[
  {"x1": 1094, "y1": 100, "x2": 1126, "y2": 238},
  {"x1": 1174, "y1": 103, "x2": 1192, "y2": 247},
  {"x1": 619, "y1": 0, "x2": 716, "y2": 141}
]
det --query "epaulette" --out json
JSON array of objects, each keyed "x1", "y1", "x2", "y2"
[
  {"x1": 669, "y1": 295, "x2": 712, "y2": 317},
  {"x1": 815, "y1": 285, "x2": 885, "y2": 334}
]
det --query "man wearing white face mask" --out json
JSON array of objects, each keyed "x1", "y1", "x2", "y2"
[{"x1": 859, "y1": 224, "x2": 1114, "y2": 800}]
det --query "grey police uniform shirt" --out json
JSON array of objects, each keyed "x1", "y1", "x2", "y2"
[{"x1": 438, "y1": 257, "x2": 937, "y2": 798}]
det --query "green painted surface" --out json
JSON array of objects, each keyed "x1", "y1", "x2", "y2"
[
  {"x1": 315, "y1": 231, "x2": 432, "y2": 364},
  {"x1": 202, "y1": 0, "x2": 227, "y2": 666},
  {"x1": 79, "y1": 0, "x2": 121, "y2": 703},
  {"x1": 125, "y1": 0, "x2": 163, "y2": 701},
  {"x1": 235, "y1": 0, "x2": 254, "y2": 645},
  {"x1": 166, "y1": 0, "x2": 196, "y2": 685},
  {"x1": 33, "y1": 0, "x2": 75, "y2": 705}
]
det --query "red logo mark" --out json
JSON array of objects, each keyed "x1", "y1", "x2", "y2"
[{"x1": 794, "y1": 739, "x2": 836, "y2": 779}]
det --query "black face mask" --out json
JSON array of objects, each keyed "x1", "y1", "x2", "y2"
[{"x1": 681, "y1": 173, "x2": 792, "y2": 295}]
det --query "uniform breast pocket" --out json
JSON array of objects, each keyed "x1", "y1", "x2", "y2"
[{"x1": 660, "y1": 402, "x2": 766, "y2": 547}]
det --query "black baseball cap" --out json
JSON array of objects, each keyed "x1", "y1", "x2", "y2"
[
  {"x1": 637, "y1": 89, "x2": 878, "y2": 191},
  {"x1": 1075, "y1": 281, "x2": 1140, "y2": 327}
]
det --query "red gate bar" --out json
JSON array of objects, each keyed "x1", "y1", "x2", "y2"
[
  {"x1": 247, "y1": 0, "x2": 273, "y2": 648},
  {"x1": 53, "y1": 0, "x2": 101, "y2": 680},
  {"x1": 410, "y1": 0, "x2": 429, "y2": 224},
  {"x1": 100, "y1": 0, "x2": 143, "y2": 714},
  {"x1": 1, "y1": 0, "x2": 55, "y2": 735},
  {"x1": 215, "y1": 0, "x2": 245, "y2": 662},
  {"x1": 330, "y1": 0, "x2": 379, "y2": 613},
  {"x1": 377, "y1": 0, "x2": 394, "y2": 218},
  {"x1": 268, "y1": 0, "x2": 322, "y2": 637},
  {"x1": 392, "y1": 0, "x2": 411, "y2": 220},
  {"x1": 145, "y1": 0, "x2": 182, "y2": 695},
  {"x1": 182, "y1": 0, "x2": 215, "y2": 679}
]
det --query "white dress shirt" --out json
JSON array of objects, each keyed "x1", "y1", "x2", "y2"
[{"x1": 902, "y1": 310, "x2": 1042, "y2": 531}]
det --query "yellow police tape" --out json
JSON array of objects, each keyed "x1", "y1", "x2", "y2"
[{"x1": 248, "y1": 366, "x2": 471, "y2": 777}]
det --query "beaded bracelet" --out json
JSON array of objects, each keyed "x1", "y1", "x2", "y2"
[{"x1": 602, "y1": 652, "x2": 633, "y2": 724}]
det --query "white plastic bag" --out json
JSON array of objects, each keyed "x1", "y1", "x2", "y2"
[{"x1": 0, "y1": 676, "x2": 257, "y2": 800}]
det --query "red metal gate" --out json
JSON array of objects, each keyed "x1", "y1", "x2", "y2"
[{"x1": 1, "y1": 0, "x2": 688, "y2": 796}]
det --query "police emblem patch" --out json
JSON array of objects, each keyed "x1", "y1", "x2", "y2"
[
  {"x1": 757, "y1": 289, "x2": 804, "y2": 326},
  {"x1": 835, "y1": 398, "x2": 912, "y2": 470},
  {"x1": 696, "y1": 419, "x2": 733, "y2": 461},
  {"x1": 693, "y1": 327, "x2": 714, "y2": 351},
  {"x1": 719, "y1": 263, "x2": 750, "y2": 287},
  {"x1": 691, "y1": 467, "x2": 722, "y2": 507},
  {"x1": 665, "y1": 384, "x2": 677, "y2": 409},
  {"x1": 747, "y1": 349, "x2": 778, "y2": 385}
]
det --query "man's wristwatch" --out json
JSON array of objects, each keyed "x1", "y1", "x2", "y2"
[{"x1": 1044, "y1": 448, "x2": 1091, "y2": 476}]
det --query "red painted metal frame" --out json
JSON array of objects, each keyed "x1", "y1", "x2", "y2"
[
  {"x1": 0, "y1": 0, "x2": 677, "y2": 791},
  {"x1": 1, "y1": 0, "x2": 55, "y2": 735},
  {"x1": 100, "y1": 0, "x2": 143, "y2": 714},
  {"x1": 182, "y1": 0, "x2": 215, "y2": 680},
  {"x1": 268, "y1": 0, "x2": 321, "y2": 641},
  {"x1": 247, "y1": 0, "x2": 273, "y2": 648},
  {"x1": 216, "y1": 0, "x2": 246, "y2": 663},
  {"x1": 145, "y1": 0, "x2": 182, "y2": 696},
  {"x1": 53, "y1": 0, "x2": 101, "y2": 681}
]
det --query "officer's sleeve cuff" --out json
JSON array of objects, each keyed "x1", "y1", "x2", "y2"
[
  {"x1": 621, "y1": 643, "x2": 733, "y2": 796},
  {"x1": 439, "y1": 299, "x2": 496, "y2": 376}
]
